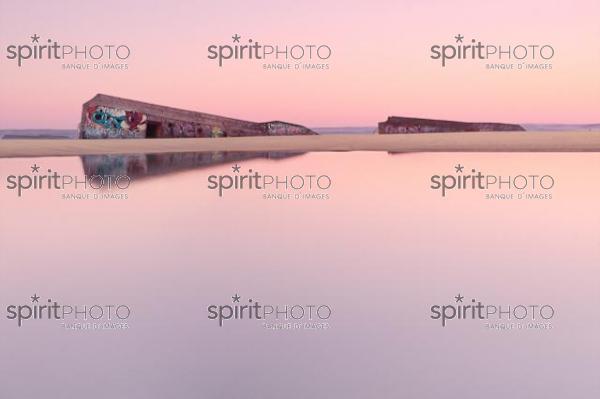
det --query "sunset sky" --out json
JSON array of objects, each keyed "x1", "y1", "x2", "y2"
[{"x1": 0, "y1": 0, "x2": 598, "y2": 129}]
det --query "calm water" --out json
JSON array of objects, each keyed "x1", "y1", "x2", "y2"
[{"x1": 0, "y1": 151, "x2": 599, "y2": 398}]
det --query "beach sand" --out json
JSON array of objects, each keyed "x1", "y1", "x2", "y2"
[{"x1": 0, "y1": 131, "x2": 599, "y2": 158}]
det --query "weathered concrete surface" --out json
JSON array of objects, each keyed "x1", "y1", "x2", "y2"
[
  {"x1": 79, "y1": 94, "x2": 317, "y2": 139},
  {"x1": 379, "y1": 116, "x2": 525, "y2": 134}
]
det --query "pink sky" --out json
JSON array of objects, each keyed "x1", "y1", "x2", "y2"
[{"x1": 0, "y1": 0, "x2": 598, "y2": 128}]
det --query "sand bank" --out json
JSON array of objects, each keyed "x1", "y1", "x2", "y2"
[{"x1": 1, "y1": 131, "x2": 599, "y2": 158}]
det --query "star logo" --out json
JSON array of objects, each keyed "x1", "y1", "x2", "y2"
[
  {"x1": 454, "y1": 294, "x2": 464, "y2": 303},
  {"x1": 31, "y1": 164, "x2": 40, "y2": 173},
  {"x1": 31, "y1": 34, "x2": 40, "y2": 43},
  {"x1": 31, "y1": 294, "x2": 40, "y2": 303},
  {"x1": 232, "y1": 164, "x2": 241, "y2": 173},
  {"x1": 232, "y1": 294, "x2": 241, "y2": 303},
  {"x1": 454, "y1": 34, "x2": 464, "y2": 43},
  {"x1": 232, "y1": 34, "x2": 241, "y2": 43},
  {"x1": 454, "y1": 164, "x2": 464, "y2": 173}
]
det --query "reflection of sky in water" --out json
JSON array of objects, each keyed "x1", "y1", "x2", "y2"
[{"x1": 0, "y1": 152, "x2": 599, "y2": 398}]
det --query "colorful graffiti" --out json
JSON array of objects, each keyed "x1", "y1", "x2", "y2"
[
  {"x1": 211, "y1": 126, "x2": 224, "y2": 137},
  {"x1": 125, "y1": 111, "x2": 145, "y2": 130},
  {"x1": 84, "y1": 106, "x2": 147, "y2": 138},
  {"x1": 267, "y1": 121, "x2": 313, "y2": 136},
  {"x1": 79, "y1": 98, "x2": 316, "y2": 139}
]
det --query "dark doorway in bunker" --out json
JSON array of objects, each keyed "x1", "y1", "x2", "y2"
[{"x1": 146, "y1": 121, "x2": 162, "y2": 138}]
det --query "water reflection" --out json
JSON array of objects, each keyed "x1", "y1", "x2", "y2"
[
  {"x1": 0, "y1": 151, "x2": 598, "y2": 398},
  {"x1": 81, "y1": 151, "x2": 303, "y2": 180}
]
